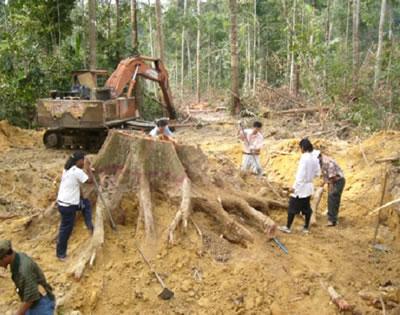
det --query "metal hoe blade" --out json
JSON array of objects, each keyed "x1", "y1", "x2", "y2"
[
  {"x1": 273, "y1": 237, "x2": 288, "y2": 254},
  {"x1": 159, "y1": 287, "x2": 174, "y2": 300}
]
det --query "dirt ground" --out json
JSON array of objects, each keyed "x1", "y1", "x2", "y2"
[{"x1": 0, "y1": 118, "x2": 399, "y2": 315}]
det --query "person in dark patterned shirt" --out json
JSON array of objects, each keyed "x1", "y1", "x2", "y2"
[
  {"x1": 0, "y1": 240, "x2": 55, "y2": 315},
  {"x1": 318, "y1": 154, "x2": 346, "y2": 226}
]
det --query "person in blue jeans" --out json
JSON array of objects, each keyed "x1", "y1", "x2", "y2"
[
  {"x1": 56, "y1": 151, "x2": 94, "y2": 261},
  {"x1": 0, "y1": 240, "x2": 55, "y2": 315}
]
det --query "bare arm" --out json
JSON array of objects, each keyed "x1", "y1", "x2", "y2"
[{"x1": 84, "y1": 159, "x2": 94, "y2": 184}]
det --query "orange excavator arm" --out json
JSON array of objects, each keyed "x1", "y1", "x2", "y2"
[{"x1": 105, "y1": 56, "x2": 177, "y2": 119}]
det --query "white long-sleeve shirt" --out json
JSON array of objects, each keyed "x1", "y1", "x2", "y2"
[
  {"x1": 240, "y1": 129, "x2": 264, "y2": 154},
  {"x1": 292, "y1": 152, "x2": 320, "y2": 198}
]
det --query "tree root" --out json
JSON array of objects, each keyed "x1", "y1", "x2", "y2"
[{"x1": 70, "y1": 197, "x2": 105, "y2": 280}]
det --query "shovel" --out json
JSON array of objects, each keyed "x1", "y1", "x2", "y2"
[{"x1": 134, "y1": 243, "x2": 174, "y2": 300}]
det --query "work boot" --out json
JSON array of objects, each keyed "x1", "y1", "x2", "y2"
[{"x1": 278, "y1": 226, "x2": 291, "y2": 234}]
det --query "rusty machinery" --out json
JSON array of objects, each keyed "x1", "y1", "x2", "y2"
[{"x1": 37, "y1": 56, "x2": 177, "y2": 150}]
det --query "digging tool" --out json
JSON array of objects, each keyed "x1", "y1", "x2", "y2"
[
  {"x1": 372, "y1": 169, "x2": 389, "y2": 245},
  {"x1": 272, "y1": 237, "x2": 288, "y2": 254},
  {"x1": 134, "y1": 243, "x2": 174, "y2": 300},
  {"x1": 88, "y1": 167, "x2": 117, "y2": 231},
  {"x1": 239, "y1": 121, "x2": 263, "y2": 176}
]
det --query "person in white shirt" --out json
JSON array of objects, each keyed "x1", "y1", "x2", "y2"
[
  {"x1": 149, "y1": 118, "x2": 176, "y2": 143},
  {"x1": 239, "y1": 121, "x2": 264, "y2": 175},
  {"x1": 279, "y1": 139, "x2": 320, "y2": 234},
  {"x1": 56, "y1": 151, "x2": 93, "y2": 260}
]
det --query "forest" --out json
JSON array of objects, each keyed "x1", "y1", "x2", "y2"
[
  {"x1": 0, "y1": 0, "x2": 399, "y2": 130},
  {"x1": 1, "y1": 1, "x2": 400, "y2": 314}
]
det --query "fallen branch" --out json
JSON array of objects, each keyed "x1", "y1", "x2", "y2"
[
  {"x1": 321, "y1": 281, "x2": 354, "y2": 312},
  {"x1": 264, "y1": 86, "x2": 306, "y2": 107},
  {"x1": 263, "y1": 106, "x2": 329, "y2": 118}
]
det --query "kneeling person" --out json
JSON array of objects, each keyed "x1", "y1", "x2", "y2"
[
  {"x1": 149, "y1": 118, "x2": 176, "y2": 143},
  {"x1": 0, "y1": 240, "x2": 55, "y2": 315}
]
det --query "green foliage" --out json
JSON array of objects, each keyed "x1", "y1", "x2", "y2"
[{"x1": 0, "y1": 0, "x2": 399, "y2": 131}]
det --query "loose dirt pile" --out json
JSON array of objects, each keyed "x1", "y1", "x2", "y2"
[{"x1": 0, "y1": 121, "x2": 399, "y2": 315}]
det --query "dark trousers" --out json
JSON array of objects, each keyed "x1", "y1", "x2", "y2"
[
  {"x1": 56, "y1": 199, "x2": 93, "y2": 258},
  {"x1": 287, "y1": 196, "x2": 312, "y2": 229},
  {"x1": 328, "y1": 177, "x2": 345, "y2": 224}
]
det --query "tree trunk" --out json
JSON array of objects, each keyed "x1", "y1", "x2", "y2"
[
  {"x1": 187, "y1": 39, "x2": 193, "y2": 92},
  {"x1": 243, "y1": 24, "x2": 250, "y2": 93},
  {"x1": 373, "y1": 0, "x2": 387, "y2": 91},
  {"x1": 130, "y1": 0, "x2": 143, "y2": 110},
  {"x1": 115, "y1": 0, "x2": 120, "y2": 60},
  {"x1": 130, "y1": 0, "x2": 138, "y2": 55},
  {"x1": 180, "y1": 0, "x2": 187, "y2": 99},
  {"x1": 155, "y1": 0, "x2": 165, "y2": 61},
  {"x1": 147, "y1": 0, "x2": 155, "y2": 57},
  {"x1": 195, "y1": 0, "x2": 201, "y2": 103},
  {"x1": 88, "y1": 0, "x2": 96, "y2": 70},
  {"x1": 252, "y1": 0, "x2": 257, "y2": 95},
  {"x1": 289, "y1": 0, "x2": 298, "y2": 96},
  {"x1": 229, "y1": 0, "x2": 240, "y2": 114},
  {"x1": 323, "y1": 0, "x2": 332, "y2": 92},
  {"x1": 343, "y1": 0, "x2": 351, "y2": 88},
  {"x1": 352, "y1": 0, "x2": 360, "y2": 88}
]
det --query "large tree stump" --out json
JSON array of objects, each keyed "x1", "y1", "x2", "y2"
[{"x1": 71, "y1": 130, "x2": 279, "y2": 276}]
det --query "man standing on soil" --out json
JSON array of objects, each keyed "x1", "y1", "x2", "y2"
[
  {"x1": 318, "y1": 153, "x2": 345, "y2": 226},
  {"x1": 0, "y1": 240, "x2": 55, "y2": 314},
  {"x1": 149, "y1": 118, "x2": 176, "y2": 143},
  {"x1": 56, "y1": 151, "x2": 94, "y2": 261},
  {"x1": 279, "y1": 138, "x2": 320, "y2": 234},
  {"x1": 238, "y1": 121, "x2": 264, "y2": 175}
]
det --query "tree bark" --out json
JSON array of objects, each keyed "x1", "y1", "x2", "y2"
[
  {"x1": 155, "y1": 0, "x2": 165, "y2": 61},
  {"x1": 88, "y1": 0, "x2": 97, "y2": 70},
  {"x1": 373, "y1": 0, "x2": 387, "y2": 91},
  {"x1": 180, "y1": 0, "x2": 187, "y2": 99},
  {"x1": 130, "y1": 0, "x2": 138, "y2": 55},
  {"x1": 229, "y1": 0, "x2": 240, "y2": 114},
  {"x1": 115, "y1": 0, "x2": 120, "y2": 60},
  {"x1": 352, "y1": 0, "x2": 360, "y2": 88},
  {"x1": 195, "y1": 0, "x2": 201, "y2": 103},
  {"x1": 289, "y1": 0, "x2": 298, "y2": 96},
  {"x1": 252, "y1": 0, "x2": 257, "y2": 95}
]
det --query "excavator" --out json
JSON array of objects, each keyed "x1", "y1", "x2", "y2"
[{"x1": 36, "y1": 55, "x2": 177, "y2": 150}]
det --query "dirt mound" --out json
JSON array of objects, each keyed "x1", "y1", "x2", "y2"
[
  {"x1": 0, "y1": 126, "x2": 399, "y2": 315},
  {"x1": 0, "y1": 120, "x2": 42, "y2": 151}
]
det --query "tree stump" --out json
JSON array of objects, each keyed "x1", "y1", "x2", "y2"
[{"x1": 71, "y1": 130, "x2": 279, "y2": 278}]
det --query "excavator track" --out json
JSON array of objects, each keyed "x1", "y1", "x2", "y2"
[{"x1": 43, "y1": 128, "x2": 108, "y2": 152}]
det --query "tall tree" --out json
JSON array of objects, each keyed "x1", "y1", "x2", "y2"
[
  {"x1": 289, "y1": 0, "x2": 298, "y2": 96},
  {"x1": 155, "y1": 0, "x2": 165, "y2": 61},
  {"x1": 180, "y1": 0, "x2": 187, "y2": 98},
  {"x1": 352, "y1": 0, "x2": 360, "y2": 87},
  {"x1": 88, "y1": 0, "x2": 96, "y2": 70},
  {"x1": 195, "y1": 0, "x2": 201, "y2": 103},
  {"x1": 115, "y1": 0, "x2": 120, "y2": 60},
  {"x1": 131, "y1": 0, "x2": 138, "y2": 54},
  {"x1": 229, "y1": 0, "x2": 240, "y2": 114},
  {"x1": 373, "y1": 0, "x2": 387, "y2": 91}
]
